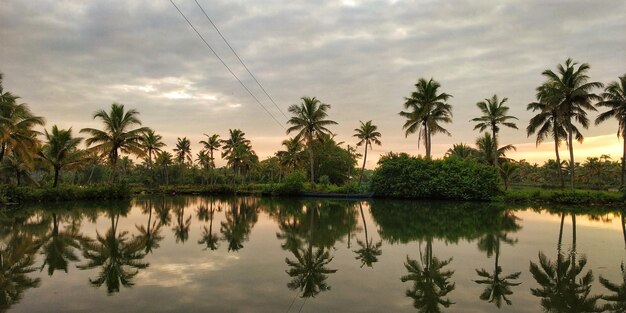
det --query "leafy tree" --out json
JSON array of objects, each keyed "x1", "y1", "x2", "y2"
[
  {"x1": 80, "y1": 103, "x2": 149, "y2": 182},
  {"x1": 399, "y1": 78, "x2": 453, "y2": 159},
  {"x1": 595, "y1": 74, "x2": 626, "y2": 187},
  {"x1": 471, "y1": 95, "x2": 518, "y2": 167},
  {"x1": 173, "y1": 137, "x2": 192, "y2": 165},
  {"x1": 287, "y1": 96, "x2": 337, "y2": 182},
  {"x1": 353, "y1": 120, "x2": 382, "y2": 186},
  {"x1": 539, "y1": 58, "x2": 603, "y2": 189},
  {"x1": 39, "y1": 126, "x2": 85, "y2": 188}
]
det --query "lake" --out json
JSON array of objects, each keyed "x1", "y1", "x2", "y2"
[{"x1": 1, "y1": 196, "x2": 624, "y2": 312}]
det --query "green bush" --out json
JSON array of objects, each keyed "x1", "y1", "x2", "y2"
[
  {"x1": 0, "y1": 183, "x2": 130, "y2": 204},
  {"x1": 504, "y1": 188, "x2": 624, "y2": 205},
  {"x1": 276, "y1": 171, "x2": 306, "y2": 195},
  {"x1": 370, "y1": 153, "x2": 501, "y2": 201}
]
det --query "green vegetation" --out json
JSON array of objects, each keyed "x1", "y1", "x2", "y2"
[
  {"x1": 0, "y1": 184, "x2": 129, "y2": 203},
  {"x1": 0, "y1": 61, "x2": 625, "y2": 204},
  {"x1": 503, "y1": 188, "x2": 624, "y2": 205},
  {"x1": 370, "y1": 153, "x2": 501, "y2": 201}
]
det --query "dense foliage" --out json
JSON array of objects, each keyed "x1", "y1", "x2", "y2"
[{"x1": 371, "y1": 153, "x2": 501, "y2": 200}]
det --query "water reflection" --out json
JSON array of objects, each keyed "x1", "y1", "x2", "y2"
[
  {"x1": 0, "y1": 197, "x2": 624, "y2": 312},
  {"x1": 78, "y1": 205, "x2": 149, "y2": 294}
]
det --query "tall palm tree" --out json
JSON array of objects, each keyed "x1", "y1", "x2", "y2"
[
  {"x1": 140, "y1": 129, "x2": 165, "y2": 175},
  {"x1": 199, "y1": 133, "x2": 221, "y2": 168},
  {"x1": 353, "y1": 120, "x2": 382, "y2": 185},
  {"x1": 595, "y1": 74, "x2": 626, "y2": 188},
  {"x1": 399, "y1": 78, "x2": 453, "y2": 159},
  {"x1": 173, "y1": 137, "x2": 192, "y2": 165},
  {"x1": 471, "y1": 95, "x2": 518, "y2": 167},
  {"x1": 0, "y1": 88, "x2": 44, "y2": 166},
  {"x1": 527, "y1": 85, "x2": 571, "y2": 188},
  {"x1": 221, "y1": 129, "x2": 252, "y2": 176},
  {"x1": 80, "y1": 103, "x2": 149, "y2": 182},
  {"x1": 155, "y1": 151, "x2": 173, "y2": 185},
  {"x1": 287, "y1": 96, "x2": 338, "y2": 182},
  {"x1": 540, "y1": 58, "x2": 603, "y2": 189},
  {"x1": 38, "y1": 126, "x2": 84, "y2": 188}
]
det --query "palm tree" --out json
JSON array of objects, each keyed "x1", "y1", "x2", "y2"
[
  {"x1": 287, "y1": 96, "x2": 338, "y2": 182},
  {"x1": 80, "y1": 103, "x2": 149, "y2": 182},
  {"x1": 471, "y1": 95, "x2": 518, "y2": 167},
  {"x1": 276, "y1": 137, "x2": 305, "y2": 173},
  {"x1": 198, "y1": 200, "x2": 219, "y2": 251},
  {"x1": 527, "y1": 86, "x2": 570, "y2": 188},
  {"x1": 445, "y1": 143, "x2": 475, "y2": 159},
  {"x1": 595, "y1": 74, "x2": 626, "y2": 188},
  {"x1": 499, "y1": 162, "x2": 519, "y2": 191},
  {"x1": 540, "y1": 58, "x2": 603, "y2": 189},
  {"x1": 39, "y1": 213, "x2": 86, "y2": 276},
  {"x1": 0, "y1": 88, "x2": 44, "y2": 166},
  {"x1": 399, "y1": 78, "x2": 453, "y2": 159},
  {"x1": 199, "y1": 133, "x2": 221, "y2": 168},
  {"x1": 0, "y1": 233, "x2": 41, "y2": 311},
  {"x1": 285, "y1": 246, "x2": 337, "y2": 298},
  {"x1": 475, "y1": 133, "x2": 516, "y2": 166},
  {"x1": 155, "y1": 151, "x2": 173, "y2": 185},
  {"x1": 353, "y1": 120, "x2": 382, "y2": 185},
  {"x1": 173, "y1": 137, "x2": 192, "y2": 165},
  {"x1": 172, "y1": 205, "x2": 192, "y2": 244},
  {"x1": 221, "y1": 129, "x2": 253, "y2": 176},
  {"x1": 135, "y1": 199, "x2": 164, "y2": 254},
  {"x1": 140, "y1": 129, "x2": 165, "y2": 177},
  {"x1": 38, "y1": 126, "x2": 84, "y2": 188}
]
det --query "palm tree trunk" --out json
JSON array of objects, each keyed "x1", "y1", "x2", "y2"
[
  {"x1": 0, "y1": 143, "x2": 5, "y2": 163},
  {"x1": 567, "y1": 122, "x2": 575, "y2": 189},
  {"x1": 359, "y1": 203, "x2": 370, "y2": 249},
  {"x1": 621, "y1": 210, "x2": 625, "y2": 249},
  {"x1": 558, "y1": 212, "x2": 565, "y2": 252},
  {"x1": 492, "y1": 128, "x2": 498, "y2": 167},
  {"x1": 425, "y1": 124, "x2": 431, "y2": 159},
  {"x1": 308, "y1": 136, "x2": 315, "y2": 183},
  {"x1": 53, "y1": 167, "x2": 60, "y2": 188},
  {"x1": 621, "y1": 137, "x2": 625, "y2": 189},
  {"x1": 359, "y1": 142, "x2": 368, "y2": 186},
  {"x1": 554, "y1": 132, "x2": 565, "y2": 188}
]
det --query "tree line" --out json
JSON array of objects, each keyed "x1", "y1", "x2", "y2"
[{"x1": 0, "y1": 58, "x2": 624, "y2": 190}]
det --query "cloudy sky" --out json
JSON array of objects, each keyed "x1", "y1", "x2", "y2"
[{"x1": 1, "y1": 0, "x2": 625, "y2": 167}]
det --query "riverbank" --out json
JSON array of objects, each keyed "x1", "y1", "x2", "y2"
[{"x1": 502, "y1": 188, "x2": 624, "y2": 206}]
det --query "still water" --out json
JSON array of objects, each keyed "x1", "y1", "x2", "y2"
[{"x1": 1, "y1": 196, "x2": 625, "y2": 312}]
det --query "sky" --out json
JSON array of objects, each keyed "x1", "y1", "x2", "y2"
[{"x1": 1, "y1": 0, "x2": 625, "y2": 168}]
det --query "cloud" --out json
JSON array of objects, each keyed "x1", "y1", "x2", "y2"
[{"x1": 0, "y1": 0, "x2": 624, "y2": 165}]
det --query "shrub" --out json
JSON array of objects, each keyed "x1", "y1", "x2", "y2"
[
  {"x1": 0, "y1": 183, "x2": 130, "y2": 204},
  {"x1": 276, "y1": 171, "x2": 306, "y2": 195},
  {"x1": 370, "y1": 153, "x2": 501, "y2": 201}
]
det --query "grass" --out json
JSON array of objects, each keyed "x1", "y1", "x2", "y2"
[{"x1": 503, "y1": 188, "x2": 624, "y2": 205}]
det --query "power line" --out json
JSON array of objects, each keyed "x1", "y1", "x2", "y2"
[
  {"x1": 193, "y1": 0, "x2": 289, "y2": 120},
  {"x1": 168, "y1": 0, "x2": 285, "y2": 130}
]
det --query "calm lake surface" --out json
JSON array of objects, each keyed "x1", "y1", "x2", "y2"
[{"x1": 1, "y1": 196, "x2": 625, "y2": 312}]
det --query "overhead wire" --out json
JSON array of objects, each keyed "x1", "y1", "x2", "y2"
[
  {"x1": 193, "y1": 0, "x2": 289, "y2": 119},
  {"x1": 168, "y1": 0, "x2": 286, "y2": 130}
]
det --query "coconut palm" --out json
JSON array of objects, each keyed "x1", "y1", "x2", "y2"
[
  {"x1": 475, "y1": 133, "x2": 516, "y2": 166},
  {"x1": 595, "y1": 74, "x2": 626, "y2": 188},
  {"x1": 155, "y1": 151, "x2": 173, "y2": 185},
  {"x1": 527, "y1": 85, "x2": 571, "y2": 188},
  {"x1": 287, "y1": 96, "x2": 338, "y2": 182},
  {"x1": 173, "y1": 137, "x2": 192, "y2": 165},
  {"x1": 286, "y1": 246, "x2": 337, "y2": 298},
  {"x1": 353, "y1": 120, "x2": 382, "y2": 185},
  {"x1": 445, "y1": 143, "x2": 476, "y2": 159},
  {"x1": 276, "y1": 137, "x2": 305, "y2": 173},
  {"x1": 140, "y1": 129, "x2": 165, "y2": 176},
  {"x1": 499, "y1": 162, "x2": 519, "y2": 191},
  {"x1": 399, "y1": 78, "x2": 453, "y2": 159},
  {"x1": 199, "y1": 133, "x2": 221, "y2": 168},
  {"x1": 540, "y1": 58, "x2": 603, "y2": 189},
  {"x1": 471, "y1": 95, "x2": 518, "y2": 167},
  {"x1": 0, "y1": 95, "x2": 44, "y2": 167},
  {"x1": 221, "y1": 129, "x2": 253, "y2": 176},
  {"x1": 80, "y1": 103, "x2": 149, "y2": 182},
  {"x1": 38, "y1": 126, "x2": 84, "y2": 188}
]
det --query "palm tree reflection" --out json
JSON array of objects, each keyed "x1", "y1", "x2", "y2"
[
  {"x1": 353, "y1": 202, "x2": 382, "y2": 268},
  {"x1": 39, "y1": 212, "x2": 86, "y2": 275},
  {"x1": 401, "y1": 240, "x2": 455, "y2": 313},
  {"x1": 135, "y1": 199, "x2": 163, "y2": 254},
  {"x1": 0, "y1": 234, "x2": 40, "y2": 311},
  {"x1": 78, "y1": 211, "x2": 148, "y2": 294},
  {"x1": 198, "y1": 200, "x2": 220, "y2": 251}
]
